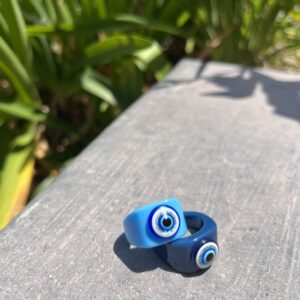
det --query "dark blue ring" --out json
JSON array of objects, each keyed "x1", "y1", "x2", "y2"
[{"x1": 154, "y1": 211, "x2": 218, "y2": 274}]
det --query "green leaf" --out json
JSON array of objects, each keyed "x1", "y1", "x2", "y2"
[
  {"x1": 84, "y1": 35, "x2": 153, "y2": 66},
  {"x1": 0, "y1": 124, "x2": 11, "y2": 170},
  {"x1": 113, "y1": 60, "x2": 143, "y2": 108},
  {"x1": 80, "y1": 70, "x2": 118, "y2": 106},
  {"x1": 55, "y1": 0, "x2": 73, "y2": 24},
  {"x1": 134, "y1": 41, "x2": 163, "y2": 71},
  {"x1": 0, "y1": 143, "x2": 34, "y2": 229},
  {"x1": 43, "y1": 0, "x2": 58, "y2": 23},
  {"x1": 177, "y1": 11, "x2": 191, "y2": 27},
  {"x1": 156, "y1": 1, "x2": 184, "y2": 23},
  {"x1": 115, "y1": 14, "x2": 187, "y2": 37},
  {"x1": 27, "y1": 22, "x2": 132, "y2": 36},
  {"x1": 133, "y1": 42, "x2": 171, "y2": 80},
  {"x1": 0, "y1": 100, "x2": 77, "y2": 137},
  {"x1": 0, "y1": 12, "x2": 9, "y2": 41},
  {"x1": 0, "y1": 101, "x2": 46, "y2": 122},
  {"x1": 94, "y1": 0, "x2": 108, "y2": 19},
  {"x1": 31, "y1": 37, "x2": 57, "y2": 89},
  {"x1": 13, "y1": 122, "x2": 37, "y2": 147},
  {"x1": 21, "y1": 0, "x2": 50, "y2": 22},
  {"x1": 26, "y1": 14, "x2": 187, "y2": 37},
  {"x1": 0, "y1": 0, "x2": 32, "y2": 69},
  {"x1": 0, "y1": 124, "x2": 36, "y2": 229},
  {"x1": 0, "y1": 36, "x2": 39, "y2": 105}
]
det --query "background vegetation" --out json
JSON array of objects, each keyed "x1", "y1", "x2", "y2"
[{"x1": 0, "y1": 0, "x2": 299, "y2": 229}]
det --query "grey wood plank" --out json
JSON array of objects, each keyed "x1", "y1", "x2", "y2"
[{"x1": 0, "y1": 59, "x2": 300, "y2": 299}]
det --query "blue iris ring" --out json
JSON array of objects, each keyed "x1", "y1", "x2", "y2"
[
  {"x1": 202, "y1": 249, "x2": 216, "y2": 264},
  {"x1": 149, "y1": 205, "x2": 180, "y2": 239},
  {"x1": 158, "y1": 213, "x2": 175, "y2": 231}
]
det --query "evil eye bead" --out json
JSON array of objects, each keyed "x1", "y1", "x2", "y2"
[
  {"x1": 150, "y1": 206, "x2": 180, "y2": 238},
  {"x1": 195, "y1": 242, "x2": 219, "y2": 269},
  {"x1": 123, "y1": 198, "x2": 187, "y2": 248}
]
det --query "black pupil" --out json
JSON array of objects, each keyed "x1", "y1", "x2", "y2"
[
  {"x1": 162, "y1": 217, "x2": 172, "y2": 227},
  {"x1": 206, "y1": 253, "x2": 214, "y2": 263}
]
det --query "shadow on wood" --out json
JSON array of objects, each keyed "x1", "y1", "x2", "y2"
[{"x1": 204, "y1": 70, "x2": 300, "y2": 123}]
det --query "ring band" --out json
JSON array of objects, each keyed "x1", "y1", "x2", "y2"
[
  {"x1": 123, "y1": 198, "x2": 187, "y2": 248},
  {"x1": 154, "y1": 211, "x2": 218, "y2": 273}
]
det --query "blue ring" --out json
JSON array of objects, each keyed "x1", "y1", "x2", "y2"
[
  {"x1": 123, "y1": 198, "x2": 187, "y2": 248},
  {"x1": 154, "y1": 211, "x2": 218, "y2": 274}
]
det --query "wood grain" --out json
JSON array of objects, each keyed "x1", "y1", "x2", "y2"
[{"x1": 0, "y1": 59, "x2": 299, "y2": 299}]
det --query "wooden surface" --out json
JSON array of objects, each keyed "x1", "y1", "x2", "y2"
[{"x1": 0, "y1": 59, "x2": 300, "y2": 299}]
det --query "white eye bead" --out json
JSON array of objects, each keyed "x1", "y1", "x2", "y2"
[
  {"x1": 195, "y1": 242, "x2": 218, "y2": 269},
  {"x1": 151, "y1": 206, "x2": 180, "y2": 238}
]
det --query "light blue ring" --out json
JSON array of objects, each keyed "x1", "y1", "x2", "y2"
[{"x1": 123, "y1": 198, "x2": 187, "y2": 248}]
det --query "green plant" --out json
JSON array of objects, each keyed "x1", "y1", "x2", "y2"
[
  {"x1": 189, "y1": 0, "x2": 300, "y2": 67},
  {"x1": 0, "y1": 0, "x2": 299, "y2": 229},
  {"x1": 0, "y1": 0, "x2": 175, "y2": 229}
]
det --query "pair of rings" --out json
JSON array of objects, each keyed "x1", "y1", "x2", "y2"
[{"x1": 123, "y1": 198, "x2": 218, "y2": 274}]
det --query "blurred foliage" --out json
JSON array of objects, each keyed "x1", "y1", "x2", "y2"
[{"x1": 0, "y1": 0, "x2": 299, "y2": 229}]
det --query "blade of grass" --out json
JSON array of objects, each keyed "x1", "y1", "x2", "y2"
[
  {"x1": 83, "y1": 35, "x2": 153, "y2": 66},
  {"x1": 0, "y1": 147, "x2": 35, "y2": 229},
  {"x1": 0, "y1": 0, "x2": 32, "y2": 69},
  {"x1": 0, "y1": 100, "x2": 77, "y2": 137},
  {"x1": 115, "y1": 14, "x2": 187, "y2": 37},
  {"x1": 0, "y1": 37, "x2": 39, "y2": 105},
  {"x1": 0, "y1": 13, "x2": 9, "y2": 41},
  {"x1": 80, "y1": 69, "x2": 118, "y2": 107},
  {"x1": 26, "y1": 14, "x2": 187, "y2": 37},
  {"x1": 26, "y1": 21, "x2": 137, "y2": 36},
  {"x1": 0, "y1": 101, "x2": 46, "y2": 122},
  {"x1": 112, "y1": 59, "x2": 143, "y2": 108},
  {"x1": 0, "y1": 125, "x2": 36, "y2": 229}
]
